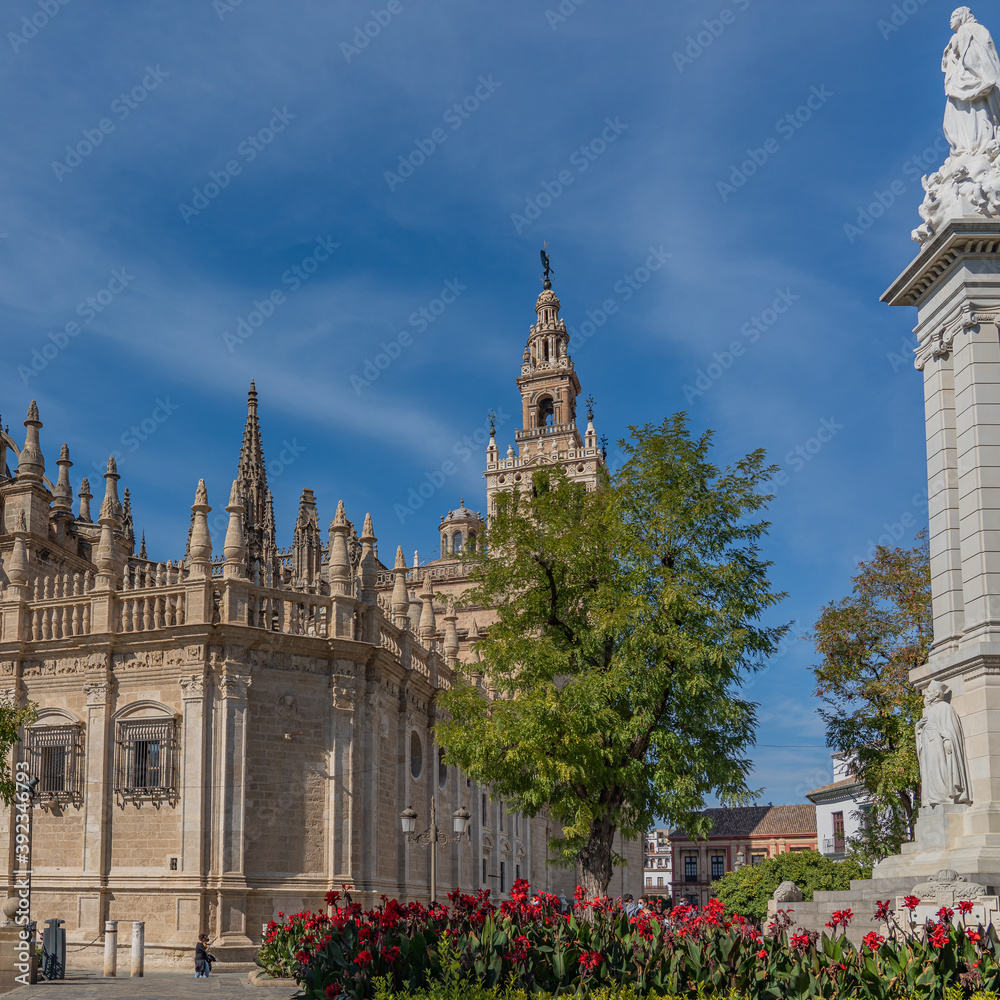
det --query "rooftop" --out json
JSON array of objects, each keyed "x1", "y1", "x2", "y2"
[{"x1": 671, "y1": 804, "x2": 817, "y2": 840}]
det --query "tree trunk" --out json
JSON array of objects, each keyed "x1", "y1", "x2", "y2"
[{"x1": 575, "y1": 815, "x2": 617, "y2": 899}]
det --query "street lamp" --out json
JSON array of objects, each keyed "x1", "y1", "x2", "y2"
[
  {"x1": 15, "y1": 774, "x2": 39, "y2": 937},
  {"x1": 400, "y1": 796, "x2": 471, "y2": 903}
]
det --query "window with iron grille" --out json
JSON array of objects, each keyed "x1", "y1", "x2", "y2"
[
  {"x1": 711, "y1": 854, "x2": 725, "y2": 880},
  {"x1": 26, "y1": 725, "x2": 81, "y2": 799},
  {"x1": 114, "y1": 719, "x2": 177, "y2": 799}
]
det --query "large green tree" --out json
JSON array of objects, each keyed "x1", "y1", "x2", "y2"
[
  {"x1": 436, "y1": 415, "x2": 787, "y2": 897},
  {"x1": 812, "y1": 538, "x2": 929, "y2": 864}
]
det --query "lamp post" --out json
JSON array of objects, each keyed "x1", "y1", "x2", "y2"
[
  {"x1": 400, "y1": 796, "x2": 471, "y2": 903},
  {"x1": 15, "y1": 770, "x2": 39, "y2": 930}
]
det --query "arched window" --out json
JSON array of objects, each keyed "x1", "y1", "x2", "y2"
[
  {"x1": 467, "y1": 532, "x2": 477, "y2": 553},
  {"x1": 453, "y1": 531, "x2": 463, "y2": 553},
  {"x1": 538, "y1": 397, "x2": 554, "y2": 427},
  {"x1": 410, "y1": 732, "x2": 423, "y2": 780}
]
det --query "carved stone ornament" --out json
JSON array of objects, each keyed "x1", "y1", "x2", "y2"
[
  {"x1": 914, "y1": 306, "x2": 995, "y2": 369},
  {"x1": 83, "y1": 681, "x2": 110, "y2": 706},
  {"x1": 219, "y1": 671, "x2": 251, "y2": 700},
  {"x1": 0, "y1": 688, "x2": 18, "y2": 707},
  {"x1": 276, "y1": 694, "x2": 298, "y2": 719},
  {"x1": 911, "y1": 869, "x2": 988, "y2": 904},
  {"x1": 773, "y1": 881, "x2": 804, "y2": 903},
  {"x1": 179, "y1": 674, "x2": 206, "y2": 699}
]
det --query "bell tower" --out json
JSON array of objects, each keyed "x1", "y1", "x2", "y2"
[{"x1": 485, "y1": 257, "x2": 603, "y2": 513}]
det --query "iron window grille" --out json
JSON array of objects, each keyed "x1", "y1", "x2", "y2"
[
  {"x1": 26, "y1": 725, "x2": 82, "y2": 801},
  {"x1": 114, "y1": 718, "x2": 178, "y2": 804},
  {"x1": 711, "y1": 855, "x2": 725, "y2": 880}
]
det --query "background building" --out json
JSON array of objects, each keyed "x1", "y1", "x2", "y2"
[
  {"x1": 669, "y1": 804, "x2": 817, "y2": 906},
  {"x1": 643, "y1": 827, "x2": 672, "y2": 899},
  {"x1": 806, "y1": 753, "x2": 869, "y2": 861}
]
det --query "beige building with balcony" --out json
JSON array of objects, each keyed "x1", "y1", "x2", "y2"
[{"x1": 0, "y1": 277, "x2": 639, "y2": 968}]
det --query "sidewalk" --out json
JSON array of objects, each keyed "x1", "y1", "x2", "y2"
[{"x1": 5, "y1": 971, "x2": 299, "y2": 998}]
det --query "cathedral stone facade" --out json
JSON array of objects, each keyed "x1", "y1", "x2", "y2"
[{"x1": 0, "y1": 279, "x2": 638, "y2": 967}]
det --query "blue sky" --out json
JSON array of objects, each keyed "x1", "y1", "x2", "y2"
[{"x1": 0, "y1": 0, "x2": 955, "y2": 805}]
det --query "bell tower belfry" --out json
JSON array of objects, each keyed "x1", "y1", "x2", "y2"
[{"x1": 485, "y1": 259, "x2": 604, "y2": 514}]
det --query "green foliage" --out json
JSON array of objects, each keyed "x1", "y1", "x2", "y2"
[
  {"x1": 0, "y1": 701, "x2": 36, "y2": 806},
  {"x1": 437, "y1": 416, "x2": 787, "y2": 893},
  {"x1": 710, "y1": 849, "x2": 870, "y2": 922},
  {"x1": 812, "y1": 538, "x2": 929, "y2": 862}
]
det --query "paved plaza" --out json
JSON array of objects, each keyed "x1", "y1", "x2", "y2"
[{"x1": 5, "y1": 972, "x2": 298, "y2": 999}]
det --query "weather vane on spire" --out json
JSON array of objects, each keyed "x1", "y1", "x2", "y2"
[{"x1": 540, "y1": 244, "x2": 553, "y2": 287}]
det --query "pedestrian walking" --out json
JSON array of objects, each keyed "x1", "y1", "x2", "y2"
[{"x1": 195, "y1": 934, "x2": 215, "y2": 978}]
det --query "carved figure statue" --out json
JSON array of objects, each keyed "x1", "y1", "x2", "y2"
[
  {"x1": 943, "y1": 7, "x2": 1000, "y2": 153},
  {"x1": 916, "y1": 680, "x2": 972, "y2": 807}
]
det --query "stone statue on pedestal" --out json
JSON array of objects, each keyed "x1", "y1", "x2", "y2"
[
  {"x1": 916, "y1": 680, "x2": 972, "y2": 807},
  {"x1": 943, "y1": 7, "x2": 1000, "y2": 154},
  {"x1": 913, "y1": 9, "x2": 1000, "y2": 243}
]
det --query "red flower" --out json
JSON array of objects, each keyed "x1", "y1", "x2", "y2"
[
  {"x1": 380, "y1": 947, "x2": 401, "y2": 963},
  {"x1": 958, "y1": 900, "x2": 975, "y2": 915},
  {"x1": 573, "y1": 885, "x2": 587, "y2": 902},
  {"x1": 902, "y1": 895, "x2": 921, "y2": 910},
  {"x1": 325, "y1": 985, "x2": 340, "y2": 999},
  {"x1": 873, "y1": 900, "x2": 892, "y2": 921},
  {"x1": 756, "y1": 948, "x2": 767, "y2": 959},
  {"x1": 967, "y1": 929, "x2": 982, "y2": 943},
  {"x1": 579, "y1": 951, "x2": 602, "y2": 972},
  {"x1": 354, "y1": 949, "x2": 373, "y2": 967},
  {"x1": 937, "y1": 905, "x2": 955, "y2": 922},
  {"x1": 862, "y1": 931, "x2": 884, "y2": 951},
  {"x1": 295, "y1": 949, "x2": 311, "y2": 965},
  {"x1": 789, "y1": 932, "x2": 812, "y2": 951},
  {"x1": 928, "y1": 923, "x2": 949, "y2": 949}
]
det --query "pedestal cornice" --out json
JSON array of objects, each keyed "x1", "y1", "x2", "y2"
[{"x1": 882, "y1": 219, "x2": 1000, "y2": 308}]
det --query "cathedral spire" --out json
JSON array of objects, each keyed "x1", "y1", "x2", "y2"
[
  {"x1": 391, "y1": 545, "x2": 410, "y2": 628},
  {"x1": 235, "y1": 381, "x2": 277, "y2": 576},
  {"x1": 121, "y1": 487, "x2": 135, "y2": 555},
  {"x1": 53, "y1": 443, "x2": 74, "y2": 514},
  {"x1": 17, "y1": 401, "x2": 44, "y2": 484},
  {"x1": 328, "y1": 500, "x2": 352, "y2": 595},
  {"x1": 292, "y1": 488, "x2": 322, "y2": 586}
]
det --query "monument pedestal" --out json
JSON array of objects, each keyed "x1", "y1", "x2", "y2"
[{"x1": 874, "y1": 221, "x2": 1000, "y2": 883}]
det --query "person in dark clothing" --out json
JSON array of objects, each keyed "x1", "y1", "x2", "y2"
[{"x1": 195, "y1": 934, "x2": 214, "y2": 978}]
